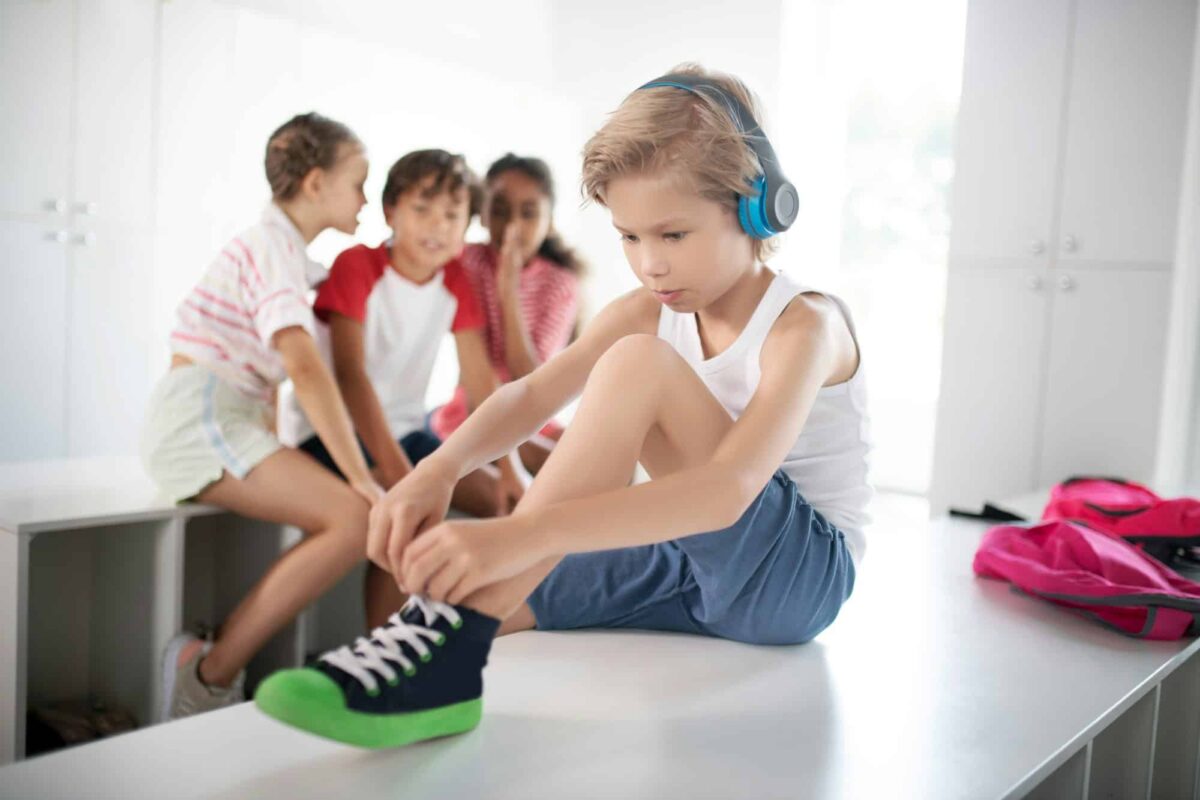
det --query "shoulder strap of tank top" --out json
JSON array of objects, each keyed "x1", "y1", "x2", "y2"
[
  {"x1": 761, "y1": 271, "x2": 862, "y2": 341},
  {"x1": 740, "y1": 271, "x2": 809, "y2": 346}
]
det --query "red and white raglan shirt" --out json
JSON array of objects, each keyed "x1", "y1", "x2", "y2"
[
  {"x1": 170, "y1": 203, "x2": 322, "y2": 404},
  {"x1": 278, "y1": 241, "x2": 485, "y2": 446},
  {"x1": 429, "y1": 243, "x2": 579, "y2": 439}
]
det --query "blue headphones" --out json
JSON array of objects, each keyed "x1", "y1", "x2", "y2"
[{"x1": 637, "y1": 74, "x2": 798, "y2": 240}]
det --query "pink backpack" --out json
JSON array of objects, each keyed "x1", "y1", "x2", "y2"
[
  {"x1": 1042, "y1": 477, "x2": 1200, "y2": 565},
  {"x1": 973, "y1": 520, "x2": 1200, "y2": 639}
]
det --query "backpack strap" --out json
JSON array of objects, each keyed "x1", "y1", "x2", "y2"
[
  {"x1": 949, "y1": 503, "x2": 1028, "y2": 523},
  {"x1": 1062, "y1": 475, "x2": 1134, "y2": 487}
]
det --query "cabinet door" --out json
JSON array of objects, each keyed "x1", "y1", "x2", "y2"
[
  {"x1": 929, "y1": 267, "x2": 1049, "y2": 515},
  {"x1": 0, "y1": 221, "x2": 69, "y2": 460},
  {"x1": 1037, "y1": 269, "x2": 1171, "y2": 486},
  {"x1": 949, "y1": 0, "x2": 1071, "y2": 262},
  {"x1": 65, "y1": 0, "x2": 157, "y2": 456},
  {"x1": 0, "y1": 0, "x2": 73, "y2": 218},
  {"x1": 1057, "y1": 0, "x2": 1196, "y2": 265},
  {"x1": 66, "y1": 228, "x2": 153, "y2": 456},
  {"x1": 73, "y1": 0, "x2": 156, "y2": 229}
]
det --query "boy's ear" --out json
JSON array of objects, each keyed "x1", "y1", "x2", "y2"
[{"x1": 382, "y1": 202, "x2": 396, "y2": 227}]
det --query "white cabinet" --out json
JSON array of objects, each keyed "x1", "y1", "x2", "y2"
[
  {"x1": 0, "y1": 0, "x2": 157, "y2": 461},
  {"x1": 1057, "y1": 0, "x2": 1196, "y2": 266},
  {"x1": 0, "y1": 0, "x2": 73, "y2": 220},
  {"x1": 0, "y1": 221, "x2": 69, "y2": 460},
  {"x1": 1037, "y1": 268, "x2": 1172, "y2": 485},
  {"x1": 949, "y1": 0, "x2": 1072, "y2": 263},
  {"x1": 65, "y1": 0, "x2": 157, "y2": 456},
  {"x1": 73, "y1": 0, "x2": 156, "y2": 231},
  {"x1": 931, "y1": 267, "x2": 1049, "y2": 507},
  {"x1": 930, "y1": 0, "x2": 1195, "y2": 514}
]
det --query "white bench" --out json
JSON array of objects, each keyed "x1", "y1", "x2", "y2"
[
  {"x1": 0, "y1": 457, "x2": 369, "y2": 766},
  {"x1": 2, "y1": 489, "x2": 1199, "y2": 798}
]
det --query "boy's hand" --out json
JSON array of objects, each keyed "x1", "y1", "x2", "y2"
[
  {"x1": 367, "y1": 458, "x2": 456, "y2": 589},
  {"x1": 400, "y1": 515, "x2": 545, "y2": 605},
  {"x1": 351, "y1": 478, "x2": 386, "y2": 507}
]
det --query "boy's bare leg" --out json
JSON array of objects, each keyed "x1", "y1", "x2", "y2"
[{"x1": 456, "y1": 335, "x2": 734, "y2": 632}]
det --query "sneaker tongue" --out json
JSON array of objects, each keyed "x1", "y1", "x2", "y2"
[{"x1": 399, "y1": 602, "x2": 436, "y2": 627}]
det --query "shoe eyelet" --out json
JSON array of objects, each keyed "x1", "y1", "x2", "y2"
[
  {"x1": 404, "y1": 667, "x2": 417, "y2": 678},
  {"x1": 420, "y1": 651, "x2": 433, "y2": 663},
  {"x1": 435, "y1": 635, "x2": 446, "y2": 646},
  {"x1": 451, "y1": 619, "x2": 463, "y2": 630},
  {"x1": 387, "y1": 676, "x2": 400, "y2": 687},
  {"x1": 366, "y1": 686, "x2": 381, "y2": 698}
]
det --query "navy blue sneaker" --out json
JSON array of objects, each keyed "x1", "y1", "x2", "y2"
[{"x1": 255, "y1": 596, "x2": 500, "y2": 748}]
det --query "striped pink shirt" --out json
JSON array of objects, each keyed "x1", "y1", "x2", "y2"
[
  {"x1": 430, "y1": 242, "x2": 579, "y2": 438},
  {"x1": 170, "y1": 204, "x2": 320, "y2": 402}
]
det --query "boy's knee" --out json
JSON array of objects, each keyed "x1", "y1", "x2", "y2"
[{"x1": 593, "y1": 334, "x2": 681, "y2": 383}]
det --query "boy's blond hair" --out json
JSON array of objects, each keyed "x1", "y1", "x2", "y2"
[{"x1": 581, "y1": 63, "x2": 777, "y2": 261}]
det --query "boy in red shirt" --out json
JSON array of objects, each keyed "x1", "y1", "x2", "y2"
[{"x1": 280, "y1": 150, "x2": 524, "y2": 626}]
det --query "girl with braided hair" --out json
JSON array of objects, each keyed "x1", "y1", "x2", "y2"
[{"x1": 141, "y1": 112, "x2": 387, "y2": 721}]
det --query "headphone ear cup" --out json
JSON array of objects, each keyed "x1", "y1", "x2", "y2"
[
  {"x1": 738, "y1": 194, "x2": 755, "y2": 238},
  {"x1": 740, "y1": 176, "x2": 772, "y2": 240}
]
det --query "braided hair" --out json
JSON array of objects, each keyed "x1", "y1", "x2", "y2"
[{"x1": 264, "y1": 113, "x2": 361, "y2": 201}]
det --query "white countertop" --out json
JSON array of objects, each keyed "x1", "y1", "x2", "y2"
[
  {"x1": 2, "y1": 495, "x2": 1197, "y2": 799},
  {"x1": 0, "y1": 457, "x2": 219, "y2": 535}
]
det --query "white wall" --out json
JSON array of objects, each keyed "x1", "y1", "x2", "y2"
[
  {"x1": 157, "y1": 0, "x2": 789, "y2": 425},
  {"x1": 152, "y1": 0, "x2": 585, "y2": 405},
  {"x1": 548, "y1": 0, "x2": 784, "y2": 308},
  {"x1": 1157, "y1": 2, "x2": 1200, "y2": 494}
]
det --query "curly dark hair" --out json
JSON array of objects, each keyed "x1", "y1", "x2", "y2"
[
  {"x1": 487, "y1": 153, "x2": 585, "y2": 275},
  {"x1": 264, "y1": 112, "x2": 361, "y2": 201},
  {"x1": 381, "y1": 149, "x2": 483, "y2": 216}
]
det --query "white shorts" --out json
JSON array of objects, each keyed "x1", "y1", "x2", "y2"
[{"x1": 140, "y1": 365, "x2": 282, "y2": 503}]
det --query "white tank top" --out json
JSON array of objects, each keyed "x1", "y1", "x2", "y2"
[{"x1": 656, "y1": 270, "x2": 872, "y2": 563}]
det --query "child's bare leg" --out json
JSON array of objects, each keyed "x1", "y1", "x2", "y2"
[
  {"x1": 517, "y1": 428, "x2": 560, "y2": 475},
  {"x1": 460, "y1": 335, "x2": 734, "y2": 630},
  {"x1": 447, "y1": 467, "x2": 505, "y2": 517},
  {"x1": 194, "y1": 449, "x2": 371, "y2": 685},
  {"x1": 364, "y1": 563, "x2": 406, "y2": 629}
]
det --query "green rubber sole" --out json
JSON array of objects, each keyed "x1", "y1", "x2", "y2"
[{"x1": 255, "y1": 669, "x2": 482, "y2": 749}]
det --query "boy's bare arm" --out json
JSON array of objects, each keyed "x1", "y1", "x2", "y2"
[
  {"x1": 515, "y1": 296, "x2": 850, "y2": 557},
  {"x1": 328, "y1": 313, "x2": 412, "y2": 485},
  {"x1": 422, "y1": 289, "x2": 659, "y2": 480}
]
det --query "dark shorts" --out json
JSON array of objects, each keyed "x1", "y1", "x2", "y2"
[
  {"x1": 526, "y1": 470, "x2": 857, "y2": 645},
  {"x1": 297, "y1": 429, "x2": 442, "y2": 480}
]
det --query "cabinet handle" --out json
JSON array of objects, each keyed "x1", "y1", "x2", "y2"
[
  {"x1": 1063, "y1": 235, "x2": 1078, "y2": 253},
  {"x1": 44, "y1": 198, "x2": 67, "y2": 214},
  {"x1": 45, "y1": 230, "x2": 69, "y2": 244},
  {"x1": 1058, "y1": 275, "x2": 1075, "y2": 291},
  {"x1": 1029, "y1": 239, "x2": 1045, "y2": 255},
  {"x1": 73, "y1": 201, "x2": 98, "y2": 215},
  {"x1": 73, "y1": 232, "x2": 96, "y2": 247},
  {"x1": 1026, "y1": 275, "x2": 1043, "y2": 291}
]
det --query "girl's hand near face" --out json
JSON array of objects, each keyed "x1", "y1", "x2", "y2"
[{"x1": 497, "y1": 221, "x2": 524, "y2": 297}]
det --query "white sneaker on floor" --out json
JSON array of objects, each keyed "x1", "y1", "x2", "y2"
[{"x1": 160, "y1": 632, "x2": 245, "y2": 722}]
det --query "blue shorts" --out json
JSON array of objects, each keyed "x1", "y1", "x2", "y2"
[
  {"x1": 297, "y1": 429, "x2": 441, "y2": 479},
  {"x1": 526, "y1": 470, "x2": 856, "y2": 645}
]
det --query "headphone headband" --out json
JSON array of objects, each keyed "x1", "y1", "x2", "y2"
[{"x1": 637, "y1": 74, "x2": 797, "y2": 237}]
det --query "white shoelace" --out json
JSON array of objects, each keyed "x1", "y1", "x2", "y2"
[{"x1": 320, "y1": 596, "x2": 463, "y2": 694}]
